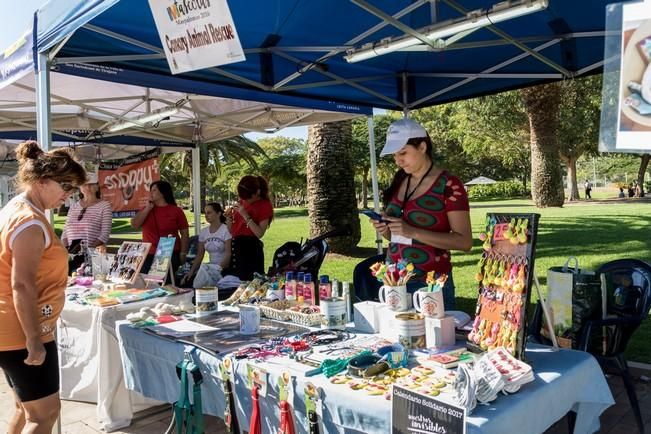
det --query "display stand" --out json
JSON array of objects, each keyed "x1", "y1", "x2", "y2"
[
  {"x1": 107, "y1": 242, "x2": 151, "y2": 284},
  {"x1": 141, "y1": 236, "x2": 176, "y2": 287},
  {"x1": 467, "y1": 213, "x2": 540, "y2": 359}
]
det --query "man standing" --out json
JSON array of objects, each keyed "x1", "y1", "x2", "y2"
[{"x1": 584, "y1": 180, "x2": 592, "y2": 199}]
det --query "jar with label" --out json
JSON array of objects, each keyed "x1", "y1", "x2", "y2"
[
  {"x1": 195, "y1": 287, "x2": 219, "y2": 316},
  {"x1": 395, "y1": 312, "x2": 426, "y2": 349},
  {"x1": 320, "y1": 297, "x2": 346, "y2": 330}
]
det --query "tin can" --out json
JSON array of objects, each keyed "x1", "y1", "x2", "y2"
[
  {"x1": 320, "y1": 297, "x2": 347, "y2": 330},
  {"x1": 195, "y1": 287, "x2": 219, "y2": 316},
  {"x1": 395, "y1": 312, "x2": 426, "y2": 349}
]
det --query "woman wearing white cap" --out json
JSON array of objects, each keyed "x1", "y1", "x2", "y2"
[
  {"x1": 370, "y1": 118, "x2": 472, "y2": 309},
  {"x1": 61, "y1": 173, "x2": 113, "y2": 274}
]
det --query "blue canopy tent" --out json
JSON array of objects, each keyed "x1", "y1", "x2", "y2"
[{"x1": 0, "y1": 0, "x2": 630, "y2": 231}]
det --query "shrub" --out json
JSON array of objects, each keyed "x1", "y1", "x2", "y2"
[{"x1": 467, "y1": 180, "x2": 529, "y2": 200}]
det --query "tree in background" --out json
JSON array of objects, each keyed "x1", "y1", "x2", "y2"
[
  {"x1": 257, "y1": 137, "x2": 307, "y2": 207},
  {"x1": 448, "y1": 92, "x2": 530, "y2": 188},
  {"x1": 351, "y1": 114, "x2": 399, "y2": 208},
  {"x1": 557, "y1": 75, "x2": 602, "y2": 200},
  {"x1": 521, "y1": 82, "x2": 565, "y2": 207},
  {"x1": 159, "y1": 135, "x2": 265, "y2": 210},
  {"x1": 307, "y1": 121, "x2": 361, "y2": 253}
]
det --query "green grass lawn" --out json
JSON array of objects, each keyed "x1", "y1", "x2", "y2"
[{"x1": 54, "y1": 197, "x2": 651, "y2": 363}]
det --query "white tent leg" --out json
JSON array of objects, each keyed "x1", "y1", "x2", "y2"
[
  {"x1": 36, "y1": 51, "x2": 54, "y2": 230},
  {"x1": 191, "y1": 146, "x2": 201, "y2": 236},
  {"x1": 367, "y1": 116, "x2": 382, "y2": 255}
]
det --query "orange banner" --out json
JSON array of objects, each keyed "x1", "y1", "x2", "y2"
[{"x1": 98, "y1": 149, "x2": 161, "y2": 217}]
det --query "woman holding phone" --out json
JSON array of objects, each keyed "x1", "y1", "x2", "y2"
[{"x1": 369, "y1": 118, "x2": 472, "y2": 309}]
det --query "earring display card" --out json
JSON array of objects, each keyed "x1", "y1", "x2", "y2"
[
  {"x1": 467, "y1": 213, "x2": 540, "y2": 360},
  {"x1": 107, "y1": 241, "x2": 151, "y2": 284}
]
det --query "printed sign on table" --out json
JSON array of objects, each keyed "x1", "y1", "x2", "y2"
[
  {"x1": 148, "y1": 0, "x2": 246, "y2": 74},
  {"x1": 392, "y1": 385, "x2": 466, "y2": 434},
  {"x1": 98, "y1": 149, "x2": 160, "y2": 217},
  {"x1": 146, "y1": 236, "x2": 177, "y2": 281}
]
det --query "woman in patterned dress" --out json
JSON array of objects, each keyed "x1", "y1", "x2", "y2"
[{"x1": 370, "y1": 118, "x2": 472, "y2": 309}]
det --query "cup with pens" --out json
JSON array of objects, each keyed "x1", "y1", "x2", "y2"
[{"x1": 370, "y1": 260, "x2": 415, "y2": 312}]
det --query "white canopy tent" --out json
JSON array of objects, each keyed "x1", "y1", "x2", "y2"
[
  {"x1": 0, "y1": 71, "x2": 362, "y2": 228},
  {"x1": 465, "y1": 176, "x2": 497, "y2": 186}
]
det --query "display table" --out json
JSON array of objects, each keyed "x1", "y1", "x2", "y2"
[
  {"x1": 116, "y1": 320, "x2": 614, "y2": 434},
  {"x1": 57, "y1": 292, "x2": 193, "y2": 431}
]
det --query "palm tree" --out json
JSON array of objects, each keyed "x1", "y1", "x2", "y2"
[
  {"x1": 307, "y1": 120, "x2": 361, "y2": 254},
  {"x1": 160, "y1": 135, "x2": 266, "y2": 210},
  {"x1": 521, "y1": 83, "x2": 565, "y2": 207}
]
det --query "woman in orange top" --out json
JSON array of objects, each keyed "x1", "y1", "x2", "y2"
[{"x1": 0, "y1": 141, "x2": 86, "y2": 434}]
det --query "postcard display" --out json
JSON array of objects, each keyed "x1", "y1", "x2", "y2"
[{"x1": 467, "y1": 213, "x2": 540, "y2": 359}]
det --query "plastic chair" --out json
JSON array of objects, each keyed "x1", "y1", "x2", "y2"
[
  {"x1": 352, "y1": 254, "x2": 385, "y2": 302},
  {"x1": 575, "y1": 259, "x2": 651, "y2": 434}
]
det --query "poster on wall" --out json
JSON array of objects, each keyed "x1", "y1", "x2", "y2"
[
  {"x1": 148, "y1": 0, "x2": 246, "y2": 75},
  {"x1": 615, "y1": 1, "x2": 651, "y2": 150},
  {"x1": 98, "y1": 149, "x2": 160, "y2": 217}
]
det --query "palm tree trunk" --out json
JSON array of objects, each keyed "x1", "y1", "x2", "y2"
[
  {"x1": 521, "y1": 83, "x2": 565, "y2": 207},
  {"x1": 307, "y1": 120, "x2": 361, "y2": 254},
  {"x1": 637, "y1": 154, "x2": 650, "y2": 195},
  {"x1": 562, "y1": 155, "x2": 580, "y2": 201}
]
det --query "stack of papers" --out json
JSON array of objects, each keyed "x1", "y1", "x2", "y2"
[{"x1": 481, "y1": 347, "x2": 534, "y2": 393}]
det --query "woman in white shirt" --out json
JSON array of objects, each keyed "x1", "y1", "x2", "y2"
[{"x1": 181, "y1": 202, "x2": 232, "y2": 288}]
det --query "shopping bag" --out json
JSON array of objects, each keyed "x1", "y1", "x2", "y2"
[{"x1": 542, "y1": 257, "x2": 603, "y2": 349}]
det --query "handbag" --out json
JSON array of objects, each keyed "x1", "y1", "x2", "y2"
[{"x1": 542, "y1": 257, "x2": 603, "y2": 349}]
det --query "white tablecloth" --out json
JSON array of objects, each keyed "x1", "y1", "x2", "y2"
[{"x1": 57, "y1": 292, "x2": 192, "y2": 431}]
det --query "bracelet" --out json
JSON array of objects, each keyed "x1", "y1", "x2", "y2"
[{"x1": 347, "y1": 353, "x2": 390, "y2": 378}]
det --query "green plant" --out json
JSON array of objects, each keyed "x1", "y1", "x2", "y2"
[{"x1": 467, "y1": 181, "x2": 529, "y2": 200}]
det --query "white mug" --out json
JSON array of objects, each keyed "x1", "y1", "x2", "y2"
[
  {"x1": 239, "y1": 306, "x2": 261, "y2": 335},
  {"x1": 413, "y1": 289, "x2": 445, "y2": 319},
  {"x1": 378, "y1": 285, "x2": 409, "y2": 312}
]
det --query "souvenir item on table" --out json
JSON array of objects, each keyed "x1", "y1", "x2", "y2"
[
  {"x1": 240, "y1": 305, "x2": 261, "y2": 335},
  {"x1": 286, "y1": 304, "x2": 322, "y2": 326},
  {"x1": 353, "y1": 301, "x2": 382, "y2": 333},
  {"x1": 195, "y1": 287, "x2": 219, "y2": 316},
  {"x1": 277, "y1": 372, "x2": 295, "y2": 434},
  {"x1": 425, "y1": 315, "x2": 456, "y2": 348},
  {"x1": 304, "y1": 383, "x2": 322, "y2": 434},
  {"x1": 107, "y1": 241, "x2": 151, "y2": 284},
  {"x1": 218, "y1": 358, "x2": 239, "y2": 434},
  {"x1": 319, "y1": 297, "x2": 346, "y2": 330},
  {"x1": 394, "y1": 313, "x2": 426, "y2": 350},
  {"x1": 418, "y1": 347, "x2": 473, "y2": 369},
  {"x1": 378, "y1": 284, "x2": 409, "y2": 312},
  {"x1": 413, "y1": 288, "x2": 444, "y2": 318},
  {"x1": 467, "y1": 213, "x2": 540, "y2": 359}
]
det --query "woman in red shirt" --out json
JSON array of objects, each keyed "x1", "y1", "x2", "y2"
[
  {"x1": 225, "y1": 176, "x2": 274, "y2": 281},
  {"x1": 131, "y1": 180, "x2": 189, "y2": 279},
  {"x1": 370, "y1": 118, "x2": 472, "y2": 310}
]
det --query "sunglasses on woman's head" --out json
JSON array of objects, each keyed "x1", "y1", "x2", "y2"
[{"x1": 77, "y1": 207, "x2": 87, "y2": 221}]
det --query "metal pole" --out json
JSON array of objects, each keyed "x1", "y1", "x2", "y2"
[
  {"x1": 367, "y1": 116, "x2": 383, "y2": 255},
  {"x1": 36, "y1": 51, "x2": 54, "y2": 230},
  {"x1": 191, "y1": 146, "x2": 201, "y2": 236},
  {"x1": 592, "y1": 157, "x2": 597, "y2": 187}
]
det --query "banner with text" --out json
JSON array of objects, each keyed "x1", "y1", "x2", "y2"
[
  {"x1": 392, "y1": 386, "x2": 466, "y2": 434},
  {"x1": 148, "y1": 0, "x2": 245, "y2": 74},
  {"x1": 0, "y1": 30, "x2": 34, "y2": 91},
  {"x1": 99, "y1": 149, "x2": 161, "y2": 217}
]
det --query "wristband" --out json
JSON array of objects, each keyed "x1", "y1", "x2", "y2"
[{"x1": 347, "y1": 353, "x2": 390, "y2": 378}]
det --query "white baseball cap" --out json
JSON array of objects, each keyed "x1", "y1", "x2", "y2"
[{"x1": 380, "y1": 118, "x2": 428, "y2": 156}]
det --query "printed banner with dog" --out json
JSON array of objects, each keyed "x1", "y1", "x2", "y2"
[{"x1": 98, "y1": 149, "x2": 161, "y2": 217}]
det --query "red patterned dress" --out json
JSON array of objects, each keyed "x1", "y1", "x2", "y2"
[{"x1": 386, "y1": 171, "x2": 469, "y2": 281}]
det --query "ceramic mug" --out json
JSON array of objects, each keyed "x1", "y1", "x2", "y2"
[
  {"x1": 378, "y1": 285, "x2": 409, "y2": 312},
  {"x1": 413, "y1": 289, "x2": 445, "y2": 318},
  {"x1": 239, "y1": 305, "x2": 261, "y2": 335}
]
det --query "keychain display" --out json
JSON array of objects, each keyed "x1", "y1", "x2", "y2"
[{"x1": 468, "y1": 213, "x2": 540, "y2": 359}]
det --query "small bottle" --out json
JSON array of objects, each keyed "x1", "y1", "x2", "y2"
[
  {"x1": 331, "y1": 280, "x2": 340, "y2": 298},
  {"x1": 318, "y1": 275, "x2": 332, "y2": 301},
  {"x1": 285, "y1": 271, "x2": 296, "y2": 301},
  {"x1": 296, "y1": 272, "x2": 305, "y2": 305},
  {"x1": 303, "y1": 273, "x2": 315, "y2": 306},
  {"x1": 342, "y1": 281, "x2": 352, "y2": 322}
]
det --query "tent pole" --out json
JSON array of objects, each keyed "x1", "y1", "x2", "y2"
[
  {"x1": 36, "y1": 51, "x2": 54, "y2": 225},
  {"x1": 367, "y1": 115, "x2": 383, "y2": 255},
  {"x1": 191, "y1": 145, "x2": 201, "y2": 236}
]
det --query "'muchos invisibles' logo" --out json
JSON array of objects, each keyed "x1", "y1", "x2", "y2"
[{"x1": 166, "y1": 0, "x2": 211, "y2": 21}]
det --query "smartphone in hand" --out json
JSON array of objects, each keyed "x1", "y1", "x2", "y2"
[{"x1": 359, "y1": 210, "x2": 387, "y2": 223}]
